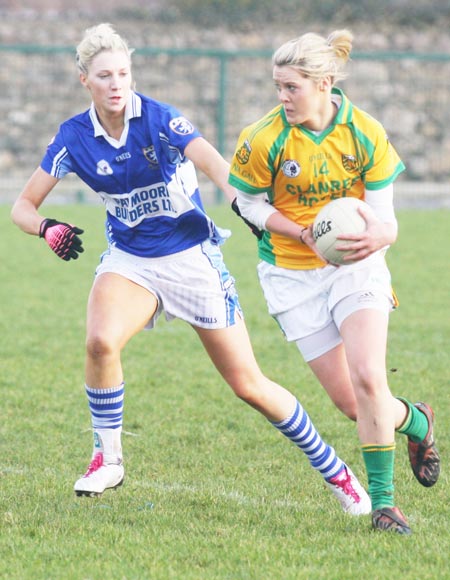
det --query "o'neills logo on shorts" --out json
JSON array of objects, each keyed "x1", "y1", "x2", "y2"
[{"x1": 195, "y1": 316, "x2": 218, "y2": 324}]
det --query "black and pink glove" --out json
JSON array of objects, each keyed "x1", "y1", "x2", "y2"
[{"x1": 39, "y1": 218, "x2": 84, "y2": 261}]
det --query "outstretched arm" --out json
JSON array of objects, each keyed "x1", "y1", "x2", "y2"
[
  {"x1": 184, "y1": 137, "x2": 237, "y2": 203},
  {"x1": 11, "y1": 167, "x2": 60, "y2": 235}
]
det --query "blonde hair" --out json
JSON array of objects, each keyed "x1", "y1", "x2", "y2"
[
  {"x1": 76, "y1": 23, "x2": 134, "y2": 74},
  {"x1": 272, "y1": 29, "x2": 353, "y2": 84}
]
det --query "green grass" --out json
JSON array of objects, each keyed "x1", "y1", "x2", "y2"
[{"x1": 0, "y1": 204, "x2": 448, "y2": 580}]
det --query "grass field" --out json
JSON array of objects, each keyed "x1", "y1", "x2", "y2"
[{"x1": 0, "y1": 204, "x2": 448, "y2": 580}]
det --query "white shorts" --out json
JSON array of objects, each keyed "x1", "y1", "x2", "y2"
[
  {"x1": 95, "y1": 241, "x2": 242, "y2": 330},
  {"x1": 257, "y1": 253, "x2": 395, "y2": 362}
]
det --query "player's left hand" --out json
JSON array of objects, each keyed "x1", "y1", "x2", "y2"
[{"x1": 335, "y1": 204, "x2": 394, "y2": 262}]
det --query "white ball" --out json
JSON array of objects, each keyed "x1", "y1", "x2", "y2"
[{"x1": 312, "y1": 197, "x2": 367, "y2": 265}]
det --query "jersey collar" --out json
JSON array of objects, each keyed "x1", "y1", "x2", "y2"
[
  {"x1": 89, "y1": 92, "x2": 142, "y2": 146},
  {"x1": 331, "y1": 87, "x2": 353, "y2": 125},
  {"x1": 279, "y1": 87, "x2": 353, "y2": 128}
]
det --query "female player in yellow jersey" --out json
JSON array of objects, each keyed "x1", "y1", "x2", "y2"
[{"x1": 229, "y1": 29, "x2": 440, "y2": 534}]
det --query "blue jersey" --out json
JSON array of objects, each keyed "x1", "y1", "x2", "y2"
[{"x1": 41, "y1": 92, "x2": 219, "y2": 257}]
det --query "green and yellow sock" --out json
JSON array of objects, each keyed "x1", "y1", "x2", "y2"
[
  {"x1": 396, "y1": 397, "x2": 428, "y2": 443},
  {"x1": 362, "y1": 443, "x2": 396, "y2": 511}
]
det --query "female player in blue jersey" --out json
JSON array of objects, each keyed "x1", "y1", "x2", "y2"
[
  {"x1": 11, "y1": 23, "x2": 371, "y2": 516},
  {"x1": 229, "y1": 29, "x2": 440, "y2": 534}
]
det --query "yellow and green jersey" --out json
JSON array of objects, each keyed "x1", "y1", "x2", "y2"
[{"x1": 229, "y1": 88, "x2": 405, "y2": 269}]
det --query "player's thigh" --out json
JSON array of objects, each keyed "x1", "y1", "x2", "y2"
[
  {"x1": 87, "y1": 272, "x2": 158, "y2": 347},
  {"x1": 339, "y1": 306, "x2": 389, "y2": 385},
  {"x1": 194, "y1": 316, "x2": 262, "y2": 385},
  {"x1": 335, "y1": 296, "x2": 391, "y2": 373}
]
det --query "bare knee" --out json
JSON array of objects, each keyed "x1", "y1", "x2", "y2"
[
  {"x1": 338, "y1": 402, "x2": 358, "y2": 422},
  {"x1": 322, "y1": 385, "x2": 358, "y2": 421},
  {"x1": 351, "y1": 363, "x2": 388, "y2": 402},
  {"x1": 224, "y1": 368, "x2": 271, "y2": 411},
  {"x1": 86, "y1": 332, "x2": 120, "y2": 362},
  {"x1": 228, "y1": 376, "x2": 261, "y2": 406},
  {"x1": 225, "y1": 372, "x2": 297, "y2": 423}
]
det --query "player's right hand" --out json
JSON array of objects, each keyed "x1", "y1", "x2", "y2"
[
  {"x1": 301, "y1": 225, "x2": 332, "y2": 264},
  {"x1": 39, "y1": 218, "x2": 84, "y2": 261}
]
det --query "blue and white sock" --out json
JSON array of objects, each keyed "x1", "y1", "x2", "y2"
[
  {"x1": 271, "y1": 400, "x2": 345, "y2": 481},
  {"x1": 85, "y1": 383, "x2": 124, "y2": 462},
  {"x1": 85, "y1": 383, "x2": 124, "y2": 430}
]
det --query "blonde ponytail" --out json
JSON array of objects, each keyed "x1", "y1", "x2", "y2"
[{"x1": 273, "y1": 29, "x2": 353, "y2": 84}]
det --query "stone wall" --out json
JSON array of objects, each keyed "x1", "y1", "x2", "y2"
[{"x1": 1, "y1": 5, "x2": 450, "y2": 206}]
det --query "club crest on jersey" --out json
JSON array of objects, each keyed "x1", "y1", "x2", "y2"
[
  {"x1": 236, "y1": 140, "x2": 252, "y2": 164},
  {"x1": 96, "y1": 160, "x2": 113, "y2": 176},
  {"x1": 342, "y1": 154, "x2": 360, "y2": 173},
  {"x1": 282, "y1": 160, "x2": 301, "y2": 177},
  {"x1": 169, "y1": 116, "x2": 194, "y2": 135},
  {"x1": 143, "y1": 145, "x2": 159, "y2": 166}
]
